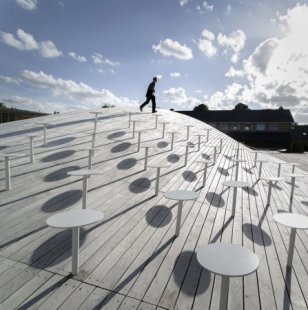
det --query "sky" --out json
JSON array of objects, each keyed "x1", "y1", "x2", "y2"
[{"x1": 0, "y1": 0, "x2": 308, "y2": 123}]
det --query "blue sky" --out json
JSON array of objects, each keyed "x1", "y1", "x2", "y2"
[{"x1": 1, "y1": 0, "x2": 308, "y2": 122}]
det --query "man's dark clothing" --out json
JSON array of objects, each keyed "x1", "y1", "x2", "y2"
[{"x1": 140, "y1": 81, "x2": 156, "y2": 112}]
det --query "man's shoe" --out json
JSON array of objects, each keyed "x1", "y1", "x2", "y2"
[
  {"x1": 139, "y1": 106, "x2": 143, "y2": 112},
  {"x1": 152, "y1": 110, "x2": 157, "y2": 113}
]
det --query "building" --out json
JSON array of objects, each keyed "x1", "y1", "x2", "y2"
[
  {"x1": 0, "y1": 106, "x2": 49, "y2": 123},
  {"x1": 177, "y1": 108, "x2": 295, "y2": 150}
]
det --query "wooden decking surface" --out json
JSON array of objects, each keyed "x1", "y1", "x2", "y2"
[{"x1": 0, "y1": 107, "x2": 308, "y2": 310}]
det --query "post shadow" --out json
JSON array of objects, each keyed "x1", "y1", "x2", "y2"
[
  {"x1": 146, "y1": 205, "x2": 172, "y2": 228},
  {"x1": 210, "y1": 216, "x2": 233, "y2": 243},
  {"x1": 41, "y1": 190, "x2": 82, "y2": 212},
  {"x1": 116, "y1": 158, "x2": 137, "y2": 170},
  {"x1": 201, "y1": 154, "x2": 211, "y2": 160},
  {"x1": 173, "y1": 251, "x2": 211, "y2": 296},
  {"x1": 283, "y1": 266, "x2": 293, "y2": 310},
  {"x1": 41, "y1": 150, "x2": 76, "y2": 162},
  {"x1": 44, "y1": 166, "x2": 81, "y2": 182},
  {"x1": 182, "y1": 170, "x2": 197, "y2": 182}
]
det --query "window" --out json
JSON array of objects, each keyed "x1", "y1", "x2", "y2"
[
  {"x1": 220, "y1": 123, "x2": 229, "y2": 131},
  {"x1": 256, "y1": 123, "x2": 265, "y2": 131},
  {"x1": 245, "y1": 124, "x2": 251, "y2": 131},
  {"x1": 232, "y1": 123, "x2": 239, "y2": 130},
  {"x1": 269, "y1": 123, "x2": 279, "y2": 131}
]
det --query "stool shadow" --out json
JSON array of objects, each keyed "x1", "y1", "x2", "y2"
[
  {"x1": 41, "y1": 150, "x2": 75, "y2": 162},
  {"x1": 129, "y1": 177, "x2": 151, "y2": 193},
  {"x1": 302, "y1": 201, "x2": 308, "y2": 207},
  {"x1": 242, "y1": 223, "x2": 272, "y2": 246},
  {"x1": 167, "y1": 154, "x2": 180, "y2": 163},
  {"x1": 41, "y1": 190, "x2": 82, "y2": 212},
  {"x1": 117, "y1": 158, "x2": 137, "y2": 170},
  {"x1": 201, "y1": 154, "x2": 211, "y2": 160},
  {"x1": 243, "y1": 167, "x2": 253, "y2": 174},
  {"x1": 44, "y1": 137, "x2": 76, "y2": 147},
  {"x1": 182, "y1": 170, "x2": 197, "y2": 182},
  {"x1": 217, "y1": 167, "x2": 229, "y2": 176},
  {"x1": 242, "y1": 187, "x2": 259, "y2": 196},
  {"x1": 173, "y1": 251, "x2": 211, "y2": 296},
  {"x1": 146, "y1": 205, "x2": 172, "y2": 227},
  {"x1": 30, "y1": 228, "x2": 87, "y2": 267},
  {"x1": 44, "y1": 166, "x2": 80, "y2": 182},
  {"x1": 157, "y1": 141, "x2": 169, "y2": 149},
  {"x1": 111, "y1": 142, "x2": 131, "y2": 153},
  {"x1": 107, "y1": 131, "x2": 126, "y2": 140},
  {"x1": 206, "y1": 192, "x2": 225, "y2": 208},
  {"x1": 272, "y1": 183, "x2": 283, "y2": 190}
]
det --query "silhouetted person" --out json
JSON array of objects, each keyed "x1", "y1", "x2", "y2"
[{"x1": 140, "y1": 77, "x2": 157, "y2": 113}]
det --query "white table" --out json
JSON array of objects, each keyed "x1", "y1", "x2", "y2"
[
  {"x1": 0, "y1": 153, "x2": 25, "y2": 190},
  {"x1": 230, "y1": 159, "x2": 246, "y2": 181},
  {"x1": 274, "y1": 213, "x2": 308, "y2": 267},
  {"x1": 148, "y1": 164, "x2": 170, "y2": 196},
  {"x1": 250, "y1": 150, "x2": 262, "y2": 162},
  {"x1": 196, "y1": 160, "x2": 216, "y2": 187},
  {"x1": 223, "y1": 180, "x2": 249, "y2": 217},
  {"x1": 180, "y1": 143, "x2": 195, "y2": 167},
  {"x1": 131, "y1": 120, "x2": 142, "y2": 139},
  {"x1": 194, "y1": 134, "x2": 206, "y2": 151},
  {"x1": 46, "y1": 209, "x2": 104, "y2": 275},
  {"x1": 140, "y1": 146, "x2": 156, "y2": 171},
  {"x1": 164, "y1": 190, "x2": 199, "y2": 236},
  {"x1": 167, "y1": 131, "x2": 177, "y2": 151},
  {"x1": 288, "y1": 162, "x2": 300, "y2": 173},
  {"x1": 36, "y1": 122, "x2": 51, "y2": 145},
  {"x1": 67, "y1": 170, "x2": 103, "y2": 209},
  {"x1": 276, "y1": 162, "x2": 289, "y2": 177},
  {"x1": 152, "y1": 114, "x2": 162, "y2": 129},
  {"x1": 284, "y1": 173, "x2": 305, "y2": 211},
  {"x1": 254, "y1": 159, "x2": 268, "y2": 178},
  {"x1": 185, "y1": 125, "x2": 194, "y2": 140},
  {"x1": 76, "y1": 148, "x2": 100, "y2": 170},
  {"x1": 159, "y1": 122, "x2": 170, "y2": 139},
  {"x1": 197, "y1": 243, "x2": 259, "y2": 310},
  {"x1": 261, "y1": 176, "x2": 284, "y2": 206}
]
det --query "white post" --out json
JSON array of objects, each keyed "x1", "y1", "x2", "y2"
[
  {"x1": 93, "y1": 115, "x2": 98, "y2": 135},
  {"x1": 155, "y1": 167, "x2": 161, "y2": 196},
  {"x1": 287, "y1": 228, "x2": 297, "y2": 267},
  {"x1": 202, "y1": 163, "x2": 208, "y2": 187},
  {"x1": 184, "y1": 146, "x2": 189, "y2": 166},
  {"x1": 155, "y1": 115, "x2": 159, "y2": 129},
  {"x1": 144, "y1": 147, "x2": 149, "y2": 171},
  {"x1": 267, "y1": 181, "x2": 273, "y2": 206},
  {"x1": 232, "y1": 187, "x2": 237, "y2": 217},
  {"x1": 235, "y1": 161, "x2": 239, "y2": 181},
  {"x1": 186, "y1": 126, "x2": 190, "y2": 140},
  {"x1": 137, "y1": 132, "x2": 141, "y2": 152},
  {"x1": 206, "y1": 129, "x2": 209, "y2": 142},
  {"x1": 5, "y1": 156, "x2": 10, "y2": 190},
  {"x1": 29, "y1": 136, "x2": 35, "y2": 163},
  {"x1": 289, "y1": 177, "x2": 295, "y2": 212},
  {"x1": 175, "y1": 200, "x2": 183, "y2": 236},
  {"x1": 219, "y1": 276, "x2": 230, "y2": 310},
  {"x1": 128, "y1": 112, "x2": 131, "y2": 128},
  {"x1": 171, "y1": 133, "x2": 175, "y2": 151},
  {"x1": 72, "y1": 227, "x2": 80, "y2": 275},
  {"x1": 198, "y1": 135, "x2": 201, "y2": 151},
  {"x1": 292, "y1": 164, "x2": 296, "y2": 173},
  {"x1": 88, "y1": 149, "x2": 93, "y2": 170},
  {"x1": 91, "y1": 133, "x2": 96, "y2": 150},
  {"x1": 162, "y1": 123, "x2": 166, "y2": 139},
  {"x1": 258, "y1": 162, "x2": 263, "y2": 178},
  {"x1": 82, "y1": 175, "x2": 88, "y2": 209},
  {"x1": 213, "y1": 146, "x2": 217, "y2": 162},
  {"x1": 43, "y1": 126, "x2": 47, "y2": 145},
  {"x1": 132, "y1": 121, "x2": 136, "y2": 139},
  {"x1": 277, "y1": 163, "x2": 282, "y2": 177},
  {"x1": 220, "y1": 139, "x2": 223, "y2": 153}
]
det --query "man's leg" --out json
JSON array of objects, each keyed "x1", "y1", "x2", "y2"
[
  {"x1": 140, "y1": 97, "x2": 150, "y2": 111},
  {"x1": 151, "y1": 96, "x2": 156, "y2": 113}
]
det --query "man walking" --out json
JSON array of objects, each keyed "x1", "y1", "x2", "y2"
[{"x1": 140, "y1": 77, "x2": 157, "y2": 113}]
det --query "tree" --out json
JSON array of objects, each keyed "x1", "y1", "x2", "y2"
[
  {"x1": 234, "y1": 102, "x2": 249, "y2": 111},
  {"x1": 0, "y1": 102, "x2": 6, "y2": 108},
  {"x1": 193, "y1": 103, "x2": 209, "y2": 111}
]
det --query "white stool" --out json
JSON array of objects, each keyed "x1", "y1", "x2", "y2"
[
  {"x1": 167, "y1": 131, "x2": 177, "y2": 151},
  {"x1": 254, "y1": 159, "x2": 268, "y2": 178},
  {"x1": 223, "y1": 180, "x2": 249, "y2": 217},
  {"x1": 152, "y1": 114, "x2": 161, "y2": 129},
  {"x1": 195, "y1": 134, "x2": 206, "y2": 151},
  {"x1": 148, "y1": 164, "x2": 170, "y2": 196},
  {"x1": 261, "y1": 176, "x2": 284, "y2": 206},
  {"x1": 0, "y1": 153, "x2": 25, "y2": 190},
  {"x1": 89, "y1": 111, "x2": 103, "y2": 135},
  {"x1": 208, "y1": 145, "x2": 218, "y2": 161},
  {"x1": 25, "y1": 135, "x2": 37, "y2": 163},
  {"x1": 276, "y1": 162, "x2": 288, "y2": 177},
  {"x1": 288, "y1": 162, "x2": 300, "y2": 174},
  {"x1": 197, "y1": 243, "x2": 259, "y2": 310},
  {"x1": 180, "y1": 143, "x2": 195, "y2": 167},
  {"x1": 284, "y1": 173, "x2": 305, "y2": 211},
  {"x1": 196, "y1": 160, "x2": 216, "y2": 187},
  {"x1": 232, "y1": 147, "x2": 244, "y2": 160},
  {"x1": 36, "y1": 122, "x2": 50, "y2": 145},
  {"x1": 185, "y1": 125, "x2": 194, "y2": 140},
  {"x1": 274, "y1": 213, "x2": 308, "y2": 267},
  {"x1": 131, "y1": 120, "x2": 142, "y2": 139},
  {"x1": 230, "y1": 159, "x2": 246, "y2": 181},
  {"x1": 46, "y1": 209, "x2": 104, "y2": 275},
  {"x1": 76, "y1": 148, "x2": 99, "y2": 171},
  {"x1": 163, "y1": 190, "x2": 199, "y2": 236},
  {"x1": 159, "y1": 122, "x2": 170, "y2": 139},
  {"x1": 140, "y1": 146, "x2": 156, "y2": 171},
  {"x1": 67, "y1": 170, "x2": 103, "y2": 209}
]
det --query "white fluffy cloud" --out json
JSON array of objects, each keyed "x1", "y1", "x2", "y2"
[
  {"x1": 0, "y1": 75, "x2": 20, "y2": 85},
  {"x1": 92, "y1": 53, "x2": 120, "y2": 66},
  {"x1": 0, "y1": 29, "x2": 62, "y2": 58},
  {"x1": 225, "y1": 66, "x2": 244, "y2": 78},
  {"x1": 152, "y1": 39, "x2": 193, "y2": 60},
  {"x1": 16, "y1": 0, "x2": 37, "y2": 10},
  {"x1": 198, "y1": 29, "x2": 217, "y2": 57},
  {"x1": 161, "y1": 87, "x2": 201, "y2": 109},
  {"x1": 179, "y1": 0, "x2": 188, "y2": 6},
  {"x1": 68, "y1": 52, "x2": 87, "y2": 63},
  {"x1": 208, "y1": 4, "x2": 308, "y2": 122},
  {"x1": 19, "y1": 70, "x2": 137, "y2": 107},
  {"x1": 170, "y1": 72, "x2": 181, "y2": 78},
  {"x1": 196, "y1": 1, "x2": 214, "y2": 13},
  {"x1": 217, "y1": 30, "x2": 246, "y2": 63}
]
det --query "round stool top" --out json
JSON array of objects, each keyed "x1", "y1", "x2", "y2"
[
  {"x1": 89, "y1": 111, "x2": 103, "y2": 115},
  {"x1": 131, "y1": 119, "x2": 142, "y2": 122},
  {"x1": 159, "y1": 122, "x2": 170, "y2": 124},
  {"x1": 276, "y1": 162, "x2": 288, "y2": 165},
  {"x1": 284, "y1": 173, "x2": 305, "y2": 178},
  {"x1": 185, "y1": 125, "x2": 194, "y2": 127},
  {"x1": 148, "y1": 164, "x2": 171, "y2": 169},
  {"x1": 36, "y1": 122, "x2": 50, "y2": 126},
  {"x1": 197, "y1": 243, "x2": 259, "y2": 277},
  {"x1": 67, "y1": 169, "x2": 103, "y2": 176},
  {"x1": 46, "y1": 209, "x2": 104, "y2": 228},
  {"x1": 288, "y1": 163, "x2": 300, "y2": 166},
  {"x1": 164, "y1": 190, "x2": 199, "y2": 201},
  {"x1": 223, "y1": 180, "x2": 249, "y2": 188},
  {"x1": 261, "y1": 176, "x2": 284, "y2": 182},
  {"x1": 0, "y1": 153, "x2": 25, "y2": 158},
  {"x1": 25, "y1": 134, "x2": 38, "y2": 138},
  {"x1": 254, "y1": 159, "x2": 268, "y2": 163},
  {"x1": 274, "y1": 213, "x2": 308, "y2": 229},
  {"x1": 230, "y1": 159, "x2": 247, "y2": 163}
]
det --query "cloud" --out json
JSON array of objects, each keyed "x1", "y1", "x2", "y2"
[
  {"x1": 196, "y1": 1, "x2": 214, "y2": 13},
  {"x1": 0, "y1": 75, "x2": 20, "y2": 85},
  {"x1": 16, "y1": 0, "x2": 37, "y2": 10},
  {"x1": 201, "y1": 29, "x2": 215, "y2": 41},
  {"x1": 92, "y1": 53, "x2": 120, "y2": 66},
  {"x1": 170, "y1": 72, "x2": 181, "y2": 78},
  {"x1": 198, "y1": 39, "x2": 217, "y2": 57},
  {"x1": 0, "y1": 29, "x2": 62, "y2": 58},
  {"x1": 217, "y1": 30, "x2": 246, "y2": 63},
  {"x1": 161, "y1": 87, "x2": 201, "y2": 109},
  {"x1": 179, "y1": 0, "x2": 188, "y2": 6},
  {"x1": 19, "y1": 70, "x2": 137, "y2": 107},
  {"x1": 152, "y1": 38, "x2": 193, "y2": 60},
  {"x1": 225, "y1": 66, "x2": 244, "y2": 78},
  {"x1": 68, "y1": 52, "x2": 87, "y2": 63}
]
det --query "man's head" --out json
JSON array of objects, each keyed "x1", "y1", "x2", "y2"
[{"x1": 153, "y1": 77, "x2": 157, "y2": 82}]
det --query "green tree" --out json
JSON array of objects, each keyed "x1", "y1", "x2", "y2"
[
  {"x1": 0, "y1": 102, "x2": 6, "y2": 108},
  {"x1": 234, "y1": 102, "x2": 249, "y2": 111},
  {"x1": 193, "y1": 103, "x2": 209, "y2": 111}
]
